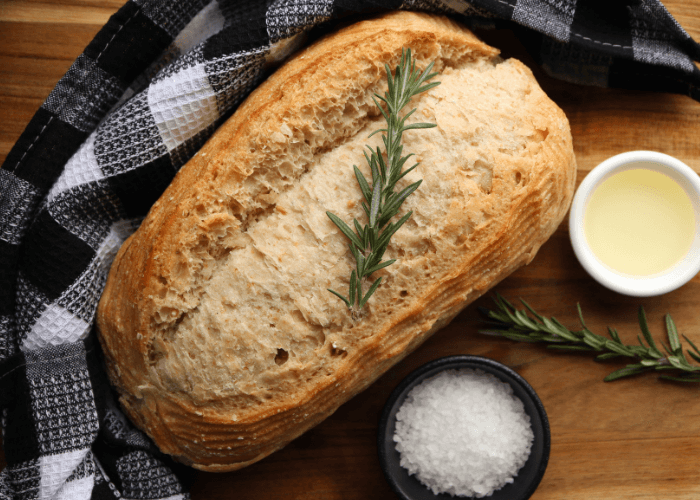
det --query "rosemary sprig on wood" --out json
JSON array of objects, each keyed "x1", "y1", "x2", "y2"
[
  {"x1": 480, "y1": 294, "x2": 700, "y2": 382},
  {"x1": 327, "y1": 49, "x2": 440, "y2": 320}
]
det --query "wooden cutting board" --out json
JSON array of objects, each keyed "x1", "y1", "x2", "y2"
[{"x1": 2, "y1": 1, "x2": 700, "y2": 498}]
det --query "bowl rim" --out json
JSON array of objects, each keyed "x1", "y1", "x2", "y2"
[
  {"x1": 377, "y1": 355, "x2": 550, "y2": 500},
  {"x1": 569, "y1": 150, "x2": 700, "y2": 297}
]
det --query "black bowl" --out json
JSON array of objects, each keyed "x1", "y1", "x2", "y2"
[{"x1": 378, "y1": 355, "x2": 550, "y2": 500}]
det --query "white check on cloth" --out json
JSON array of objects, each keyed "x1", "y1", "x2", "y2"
[{"x1": 1, "y1": 0, "x2": 699, "y2": 498}]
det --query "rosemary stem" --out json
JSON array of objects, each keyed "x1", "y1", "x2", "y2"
[
  {"x1": 479, "y1": 294, "x2": 700, "y2": 382},
  {"x1": 326, "y1": 48, "x2": 440, "y2": 318}
]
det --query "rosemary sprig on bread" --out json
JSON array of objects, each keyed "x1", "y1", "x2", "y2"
[
  {"x1": 327, "y1": 49, "x2": 440, "y2": 320},
  {"x1": 480, "y1": 294, "x2": 700, "y2": 382}
]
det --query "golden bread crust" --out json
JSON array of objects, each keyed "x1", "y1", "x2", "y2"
[{"x1": 97, "y1": 11, "x2": 576, "y2": 471}]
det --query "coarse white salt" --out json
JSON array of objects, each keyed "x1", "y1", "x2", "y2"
[{"x1": 393, "y1": 368, "x2": 534, "y2": 498}]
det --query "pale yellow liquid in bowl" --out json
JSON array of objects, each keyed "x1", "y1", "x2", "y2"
[{"x1": 584, "y1": 168, "x2": 696, "y2": 276}]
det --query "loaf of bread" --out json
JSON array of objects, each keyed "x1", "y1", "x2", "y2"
[{"x1": 96, "y1": 11, "x2": 576, "y2": 471}]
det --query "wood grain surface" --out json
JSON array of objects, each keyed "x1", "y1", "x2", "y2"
[{"x1": 2, "y1": 1, "x2": 700, "y2": 499}]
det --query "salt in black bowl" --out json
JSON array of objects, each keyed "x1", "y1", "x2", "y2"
[{"x1": 378, "y1": 355, "x2": 550, "y2": 500}]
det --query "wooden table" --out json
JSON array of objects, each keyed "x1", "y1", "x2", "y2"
[{"x1": 2, "y1": 1, "x2": 700, "y2": 498}]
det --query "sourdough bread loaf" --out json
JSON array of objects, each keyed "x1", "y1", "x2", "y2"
[{"x1": 96, "y1": 11, "x2": 576, "y2": 471}]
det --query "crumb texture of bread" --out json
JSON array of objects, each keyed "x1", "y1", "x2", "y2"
[{"x1": 96, "y1": 11, "x2": 576, "y2": 471}]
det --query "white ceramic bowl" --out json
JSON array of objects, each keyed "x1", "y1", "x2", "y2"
[{"x1": 569, "y1": 151, "x2": 700, "y2": 297}]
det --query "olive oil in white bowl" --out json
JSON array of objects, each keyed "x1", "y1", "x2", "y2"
[{"x1": 570, "y1": 151, "x2": 700, "y2": 297}]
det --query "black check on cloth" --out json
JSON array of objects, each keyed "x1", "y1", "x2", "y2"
[{"x1": 1, "y1": 0, "x2": 698, "y2": 498}]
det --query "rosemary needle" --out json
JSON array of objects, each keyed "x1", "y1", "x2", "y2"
[
  {"x1": 479, "y1": 293, "x2": 700, "y2": 382},
  {"x1": 327, "y1": 48, "x2": 440, "y2": 320}
]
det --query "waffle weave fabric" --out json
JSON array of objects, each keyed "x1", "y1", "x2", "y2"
[{"x1": 0, "y1": 0, "x2": 698, "y2": 499}]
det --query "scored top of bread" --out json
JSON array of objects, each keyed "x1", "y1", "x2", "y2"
[{"x1": 97, "y1": 11, "x2": 576, "y2": 471}]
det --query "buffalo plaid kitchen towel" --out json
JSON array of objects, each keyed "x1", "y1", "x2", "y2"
[{"x1": 1, "y1": 0, "x2": 699, "y2": 498}]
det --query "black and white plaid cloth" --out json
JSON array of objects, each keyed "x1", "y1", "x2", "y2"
[{"x1": 1, "y1": 0, "x2": 698, "y2": 498}]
